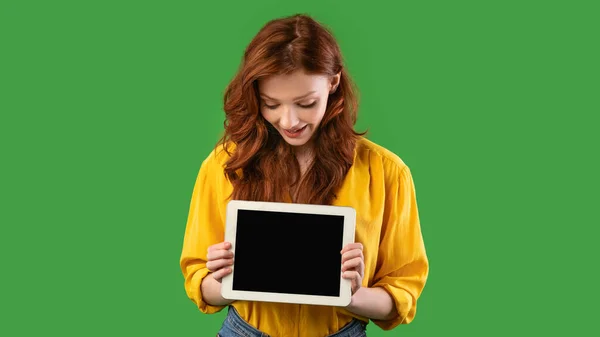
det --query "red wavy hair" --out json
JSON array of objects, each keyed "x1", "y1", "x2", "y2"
[{"x1": 217, "y1": 14, "x2": 366, "y2": 205}]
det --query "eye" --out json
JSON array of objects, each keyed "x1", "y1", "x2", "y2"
[
  {"x1": 298, "y1": 101, "x2": 317, "y2": 109},
  {"x1": 263, "y1": 103, "x2": 280, "y2": 110}
]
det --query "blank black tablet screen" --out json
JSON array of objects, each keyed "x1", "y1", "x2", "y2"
[{"x1": 232, "y1": 209, "x2": 345, "y2": 296}]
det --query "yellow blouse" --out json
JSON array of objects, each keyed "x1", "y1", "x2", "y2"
[{"x1": 179, "y1": 137, "x2": 429, "y2": 336}]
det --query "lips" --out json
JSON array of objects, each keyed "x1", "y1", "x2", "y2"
[
  {"x1": 286, "y1": 125, "x2": 306, "y2": 133},
  {"x1": 283, "y1": 125, "x2": 307, "y2": 138}
]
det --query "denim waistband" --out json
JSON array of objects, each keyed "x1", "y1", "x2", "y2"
[
  {"x1": 221, "y1": 306, "x2": 268, "y2": 337},
  {"x1": 219, "y1": 305, "x2": 367, "y2": 337}
]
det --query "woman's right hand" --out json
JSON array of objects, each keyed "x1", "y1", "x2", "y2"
[{"x1": 206, "y1": 241, "x2": 234, "y2": 282}]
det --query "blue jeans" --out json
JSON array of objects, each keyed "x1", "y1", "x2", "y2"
[{"x1": 217, "y1": 306, "x2": 367, "y2": 337}]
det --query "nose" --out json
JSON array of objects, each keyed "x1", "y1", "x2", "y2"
[{"x1": 279, "y1": 105, "x2": 300, "y2": 130}]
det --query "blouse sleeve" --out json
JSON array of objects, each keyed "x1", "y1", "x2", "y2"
[
  {"x1": 179, "y1": 152, "x2": 227, "y2": 314},
  {"x1": 371, "y1": 162, "x2": 429, "y2": 330}
]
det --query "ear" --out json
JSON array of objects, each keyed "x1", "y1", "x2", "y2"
[{"x1": 329, "y1": 72, "x2": 341, "y2": 94}]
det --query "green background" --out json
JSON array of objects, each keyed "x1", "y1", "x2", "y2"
[{"x1": 1, "y1": 0, "x2": 598, "y2": 336}]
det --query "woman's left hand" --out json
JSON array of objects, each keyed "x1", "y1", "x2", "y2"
[{"x1": 341, "y1": 242, "x2": 364, "y2": 295}]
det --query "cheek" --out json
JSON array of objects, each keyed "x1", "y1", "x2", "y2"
[
  {"x1": 302, "y1": 106, "x2": 327, "y2": 124},
  {"x1": 260, "y1": 109, "x2": 276, "y2": 124}
]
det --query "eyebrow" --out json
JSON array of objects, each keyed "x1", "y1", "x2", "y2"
[{"x1": 260, "y1": 91, "x2": 316, "y2": 102}]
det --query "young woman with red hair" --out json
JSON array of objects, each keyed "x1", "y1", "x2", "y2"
[{"x1": 180, "y1": 13, "x2": 429, "y2": 337}]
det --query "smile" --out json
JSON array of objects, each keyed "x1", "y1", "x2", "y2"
[{"x1": 283, "y1": 125, "x2": 307, "y2": 138}]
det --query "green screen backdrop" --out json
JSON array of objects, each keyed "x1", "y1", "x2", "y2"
[{"x1": 1, "y1": 0, "x2": 598, "y2": 336}]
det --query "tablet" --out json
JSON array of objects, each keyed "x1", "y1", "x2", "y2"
[{"x1": 220, "y1": 199, "x2": 356, "y2": 307}]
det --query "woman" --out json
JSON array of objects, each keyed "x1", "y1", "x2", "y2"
[{"x1": 180, "y1": 13, "x2": 429, "y2": 337}]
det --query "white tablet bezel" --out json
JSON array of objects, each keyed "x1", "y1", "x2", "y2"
[{"x1": 220, "y1": 199, "x2": 356, "y2": 307}]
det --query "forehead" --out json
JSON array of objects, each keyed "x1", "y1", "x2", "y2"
[{"x1": 258, "y1": 70, "x2": 328, "y2": 100}]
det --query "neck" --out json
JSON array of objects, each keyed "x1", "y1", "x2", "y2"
[
  {"x1": 293, "y1": 143, "x2": 314, "y2": 178},
  {"x1": 294, "y1": 144, "x2": 313, "y2": 160}
]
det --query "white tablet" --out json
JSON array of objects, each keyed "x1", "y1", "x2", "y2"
[{"x1": 221, "y1": 199, "x2": 356, "y2": 307}]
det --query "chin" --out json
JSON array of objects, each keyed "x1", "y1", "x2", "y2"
[{"x1": 282, "y1": 137, "x2": 310, "y2": 147}]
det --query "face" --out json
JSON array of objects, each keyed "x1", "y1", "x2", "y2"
[{"x1": 258, "y1": 70, "x2": 340, "y2": 149}]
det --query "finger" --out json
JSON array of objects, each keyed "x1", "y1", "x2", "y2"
[
  {"x1": 206, "y1": 258, "x2": 234, "y2": 272},
  {"x1": 208, "y1": 242, "x2": 231, "y2": 253},
  {"x1": 207, "y1": 249, "x2": 234, "y2": 261},
  {"x1": 342, "y1": 257, "x2": 363, "y2": 272},
  {"x1": 212, "y1": 266, "x2": 232, "y2": 281},
  {"x1": 342, "y1": 270, "x2": 361, "y2": 281},
  {"x1": 341, "y1": 249, "x2": 364, "y2": 264},
  {"x1": 340, "y1": 242, "x2": 363, "y2": 254}
]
